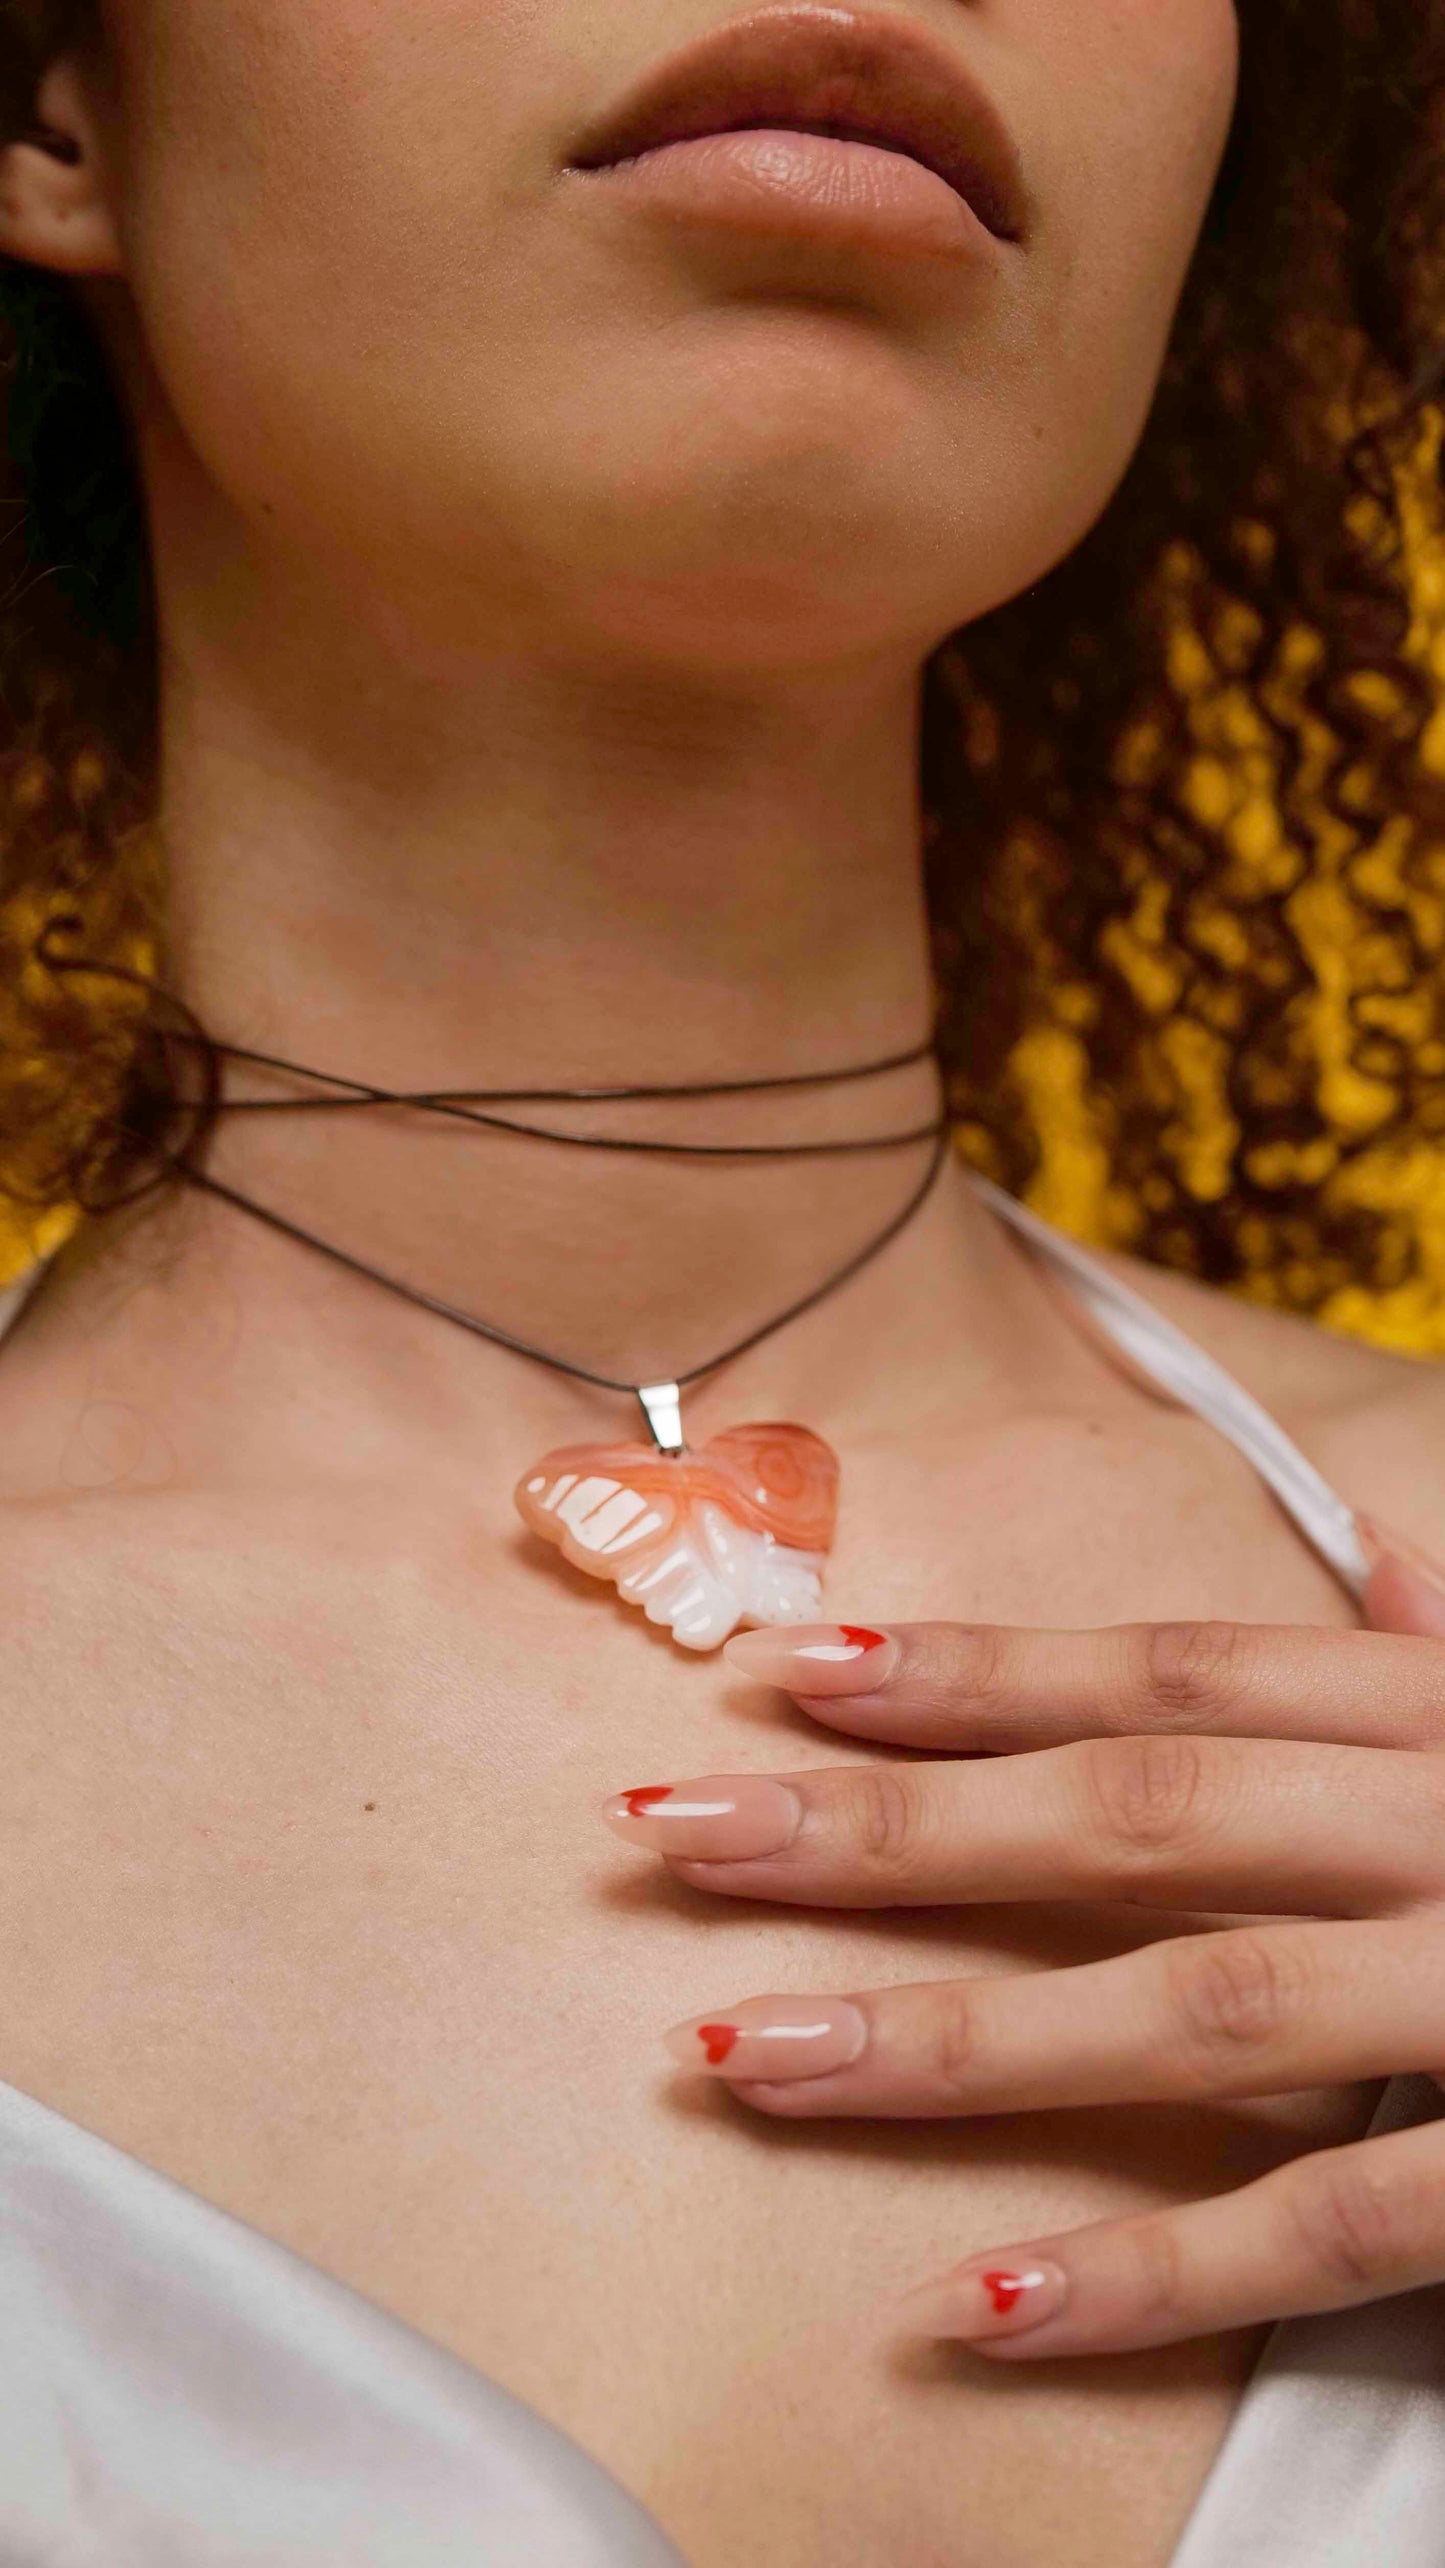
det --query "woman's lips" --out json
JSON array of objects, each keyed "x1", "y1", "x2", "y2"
[
  {"x1": 574, "y1": 124, "x2": 994, "y2": 263},
  {"x1": 563, "y1": 5, "x2": 1030, "y2": 266}
]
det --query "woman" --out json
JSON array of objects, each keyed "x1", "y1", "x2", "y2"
[{"x1": 2, "y1": 0, "x2": 1445, "y2": 2561}]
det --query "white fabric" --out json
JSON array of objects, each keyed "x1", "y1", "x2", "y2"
[
  {"x1": 1, "y1": 1201, "x2": 1443, "y2": 2563},
  {"x1": 1169, "y1": 2079, "x2": 1445, "y2": 2568},
  {"x1": 0, "y1": 2073, "x2": 681, "y2": 2565}
]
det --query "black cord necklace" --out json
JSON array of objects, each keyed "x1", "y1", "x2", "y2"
[
  {"x1": 41, "y1": 932, "x2": 952, "y2": 1653},
  {"x1": 182, "y1": 1124, "x2": 952, "y2": 1402},
  {"x1": 201, "y1": 1035, "x2": 947, "y2": 1159}
]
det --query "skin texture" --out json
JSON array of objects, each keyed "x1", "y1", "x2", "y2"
[{"x1": 8, "y1": 5, "x2": 1445, "y2": 2566}]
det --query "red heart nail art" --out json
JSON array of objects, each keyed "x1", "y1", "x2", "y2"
[{"x1": 622, "y1": 1786, "x2": 674, "y2": 1817}]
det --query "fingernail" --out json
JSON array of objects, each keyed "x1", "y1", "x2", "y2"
[
  {"x1": 602, "y1": 1775, "x2": 804, "y2": 1860},
  {"x1": 1356, "y1": 1515, "x2": 1445, "y2": 1633},
  {"x1": 894, "y1": 2257, "x2": 1069, "y2": 2343},
  {"x1": 1358, "y1": 1514, "x2": 1445, "y2": 1589},
  {"x1": 722, "y1": 1624, "x2": 900, "y2": 1694},
  {"x1": 665, "y1": 1995, "x2": 868, "y2": 2080}
]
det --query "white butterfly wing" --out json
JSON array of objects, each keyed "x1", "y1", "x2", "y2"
[
  {"x1": 520, "y1": 1466, "x2": 671, "y2": 1575},
  {"x1": 519, "y1": 1467, "x2": 826, "y2": 1651}
]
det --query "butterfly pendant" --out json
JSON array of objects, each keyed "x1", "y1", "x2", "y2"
[{"x1": 514, "y1": 1419, "x2": 840, "y2": 1652}]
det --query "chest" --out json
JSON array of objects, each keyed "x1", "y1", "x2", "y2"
[{"x1": 0, "y1": 1413, "x2": 1366, "y2": 2567}]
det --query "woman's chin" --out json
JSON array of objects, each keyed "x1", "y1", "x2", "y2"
[
  {"x1": 505, "y1": 443, "x2": 996, "y2": 670},
  {"x1": 565, "y1": 558, "x2": 968, "y2": 679}
]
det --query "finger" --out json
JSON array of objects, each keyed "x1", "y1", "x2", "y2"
[
  {"x1": 660, "y1": 1915, "x2": 1445, "y2": 2117},
  {"x1": 604, "y1": 1735, "x2": 1445, "y2": 1916},
  {"x1": 890, "y1": 2115, "x2": 1445, "y2": 2357},
  {"x1": 723, "y1": 1619, "x2": 1445, "y2": 1753}
]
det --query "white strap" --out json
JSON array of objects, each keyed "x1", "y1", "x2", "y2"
[
  {"x1": 974, "y1": 1178, "x2": 1370, "y2": 1600},
  {"x1": 0, "y1": 1262, "x2": 49, "y2": 1347}
]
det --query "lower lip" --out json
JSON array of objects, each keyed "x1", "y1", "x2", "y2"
[{"x1": 572, "y1": 128, "x2": 993, "y2": 263}]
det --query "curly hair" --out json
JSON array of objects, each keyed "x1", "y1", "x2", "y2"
[{"x1": 2, "y1": 0, "x2": 1445, "y2": 1312}]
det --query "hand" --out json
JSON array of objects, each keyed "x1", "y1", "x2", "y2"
[{"x1": 600, "y1": 1530, "x2": 1445, "y2": 2358}]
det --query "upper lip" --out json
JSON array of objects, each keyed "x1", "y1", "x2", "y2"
[{"x1": 565, "y1": 4, "x2": 1030, "y2": 244}]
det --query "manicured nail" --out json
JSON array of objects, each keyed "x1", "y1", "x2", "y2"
[
  {"x1": 602, "y1": 1774, "x2": 803, "y2": 1860},
  {"x1": 665, "y1": 1994, "x2": 868, "y2": 2080},
  {"x1": 1357, "y1": 1515, "x2": 1445, "y2": 1635},
  {"x1": 722, "y1": 1624, "x2": 900, "y2": 1694},
  {"x1": 894, "y1": 2257, "x2": 1069, "y2": 2343},
  {"x1": 1358, "y1": 1514, "x2": 1445, "y2": 1589}
]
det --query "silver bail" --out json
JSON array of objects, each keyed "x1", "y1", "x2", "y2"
[{"x1": 638, "y1": 1381, "x2": 685, "y2": 1453}]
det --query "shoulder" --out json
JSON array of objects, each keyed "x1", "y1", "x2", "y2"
[{"x1": 1094, "y1": 1244, "x2": 1445, "y2": 1562}]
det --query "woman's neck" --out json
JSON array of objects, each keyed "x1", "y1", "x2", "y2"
[
  {"x1": 160, "y1": 603, "x2": 937, "y2": 1087},
  {"x1": 142, "y1": 560, "x2": 989, "y2": 1395},
  {"x1": 28, "y1": 546, "x2": 1093, "y2": 1494}
]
